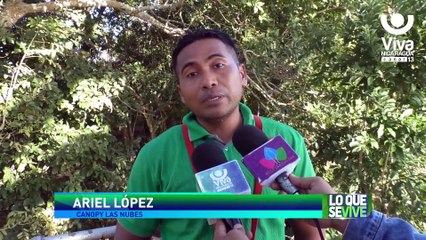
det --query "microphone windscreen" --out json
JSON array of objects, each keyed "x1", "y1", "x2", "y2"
[
  {"x1": 192, "y1": 141, "x2": 227, "y2": 172},
  {"x1": 233, "y1": 125, "x2": 269, "y2": 156}
]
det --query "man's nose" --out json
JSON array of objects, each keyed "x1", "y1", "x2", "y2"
[{"x1": 202, "y1": 72, "x2": 218, "y2": 88}]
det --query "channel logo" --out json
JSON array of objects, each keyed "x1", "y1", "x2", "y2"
[
  {"x1": 380, "y1": 13, "x2": 414, "y2": 35},
  {"x1": 380, "y1": 13, "x2": 415, "y2": 63}
]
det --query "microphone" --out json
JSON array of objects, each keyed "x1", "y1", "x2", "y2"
[
  {"x1": 232, "y1": 125, "x2": 299, "y2": 194},
  {"x1": 192, "y1": 141, "x2": 250, "y2": 232},
  {"x1": 233, "y1": 126, "x2": 326, "y2": 240}
]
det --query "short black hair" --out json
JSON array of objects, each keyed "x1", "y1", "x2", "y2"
[{"x1": 171, "y1": 29, "x2": 240, "y2": 76}]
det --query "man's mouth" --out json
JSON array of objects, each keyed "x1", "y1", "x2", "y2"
[
  {"x1": 206, "y1": 96, "x2": 222, "y2": 102},
  {"x1": 202, "y1": 93, "x2": 225, "y2": 103}
]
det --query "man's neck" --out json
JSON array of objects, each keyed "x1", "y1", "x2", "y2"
[{"x1": 197, "y1": 109, "x2": 243, "y2": 143}]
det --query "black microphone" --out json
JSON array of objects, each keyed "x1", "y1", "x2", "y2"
[
  {"x1": 192, "y1": 141, "x2": 247, "y2": 232},
  {"x1": 192, "y1": 141, "x2": 227, "y2": 172}
]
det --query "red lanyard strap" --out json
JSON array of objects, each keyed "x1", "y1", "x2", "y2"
[
  {"x1": 182, "y1": 115, "x2": 263, "y2": 239},
  {"x1": 181, "y1": 123, "x2": 196, "y2": 173}
]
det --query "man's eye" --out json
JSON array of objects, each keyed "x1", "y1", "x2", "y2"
[
  {"x1": 214, "y1": 63, "x2": 225, "y2": 68},
  {"x1": 186, "y1": 72, "x2": 198, "y2": 78}
]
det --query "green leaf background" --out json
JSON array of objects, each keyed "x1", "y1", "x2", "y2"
[{"x1": 0, "y1": 0, "x2": 425, "y2": 239}]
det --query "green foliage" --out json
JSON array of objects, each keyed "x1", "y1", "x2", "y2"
[
  {"x1": 0, "y1": 0, "x2": 425, "y2": 239},
  {"x1": 283, "y1": 0, "x2": 426, "y2": 229}
]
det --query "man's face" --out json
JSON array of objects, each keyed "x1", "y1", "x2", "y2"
[{"x1": 176, "y1": 38, "x2": 248, "y2": 122}]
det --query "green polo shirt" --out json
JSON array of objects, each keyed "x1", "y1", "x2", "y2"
[{"x1": 118, "y1": 103, "x2": 315, "y2": 240}]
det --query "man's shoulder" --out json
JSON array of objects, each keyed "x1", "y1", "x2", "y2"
[
  {"x1": 259, "y1": 116, "x2": 301, "y2": 137},
  {"x1": 141, "y1": 124, "x2": 184, "y2": 151},
  {"x1": 258, "y1": 116, "x2": 306, "y2": 149},
  {"x1": 133, "y1": 124, "x2": 186, "y2": 168}
]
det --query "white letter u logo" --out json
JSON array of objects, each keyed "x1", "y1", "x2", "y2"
[{"x1": 380, "y1": 14, "x2": 414, "y2": 35}]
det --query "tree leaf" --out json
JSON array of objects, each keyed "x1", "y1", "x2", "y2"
[
  {"x1": 399, "y1": 109, "x2": 413, "y2": 119},
  {"x1": 377, "y1": 124, "x2": 384, "y2": 138}
]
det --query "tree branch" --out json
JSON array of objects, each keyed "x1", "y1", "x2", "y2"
[{"x1": 0, "y1": 0, "x2": 186, "y2": 36}]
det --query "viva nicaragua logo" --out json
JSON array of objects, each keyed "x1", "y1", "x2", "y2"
[
  {"x1": 380, "y1": 13, "x2": 415, "y2": 62},
  {"x1": 210, "y1": 169, "x2": 233, "y2": 191}
]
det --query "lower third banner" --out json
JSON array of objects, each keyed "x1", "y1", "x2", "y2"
[{"x1": 54, "y1": 193, "x2": 371, "y2": 219}]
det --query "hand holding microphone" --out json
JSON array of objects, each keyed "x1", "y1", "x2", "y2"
[
  {"x1": 271, "y1": 174, "x2": 336, "y2": 194},
  {"x1": 213, "y1": 220, "x2": 253, "y2": 240},
  {"x1": 214, "y1": 176, "x2": 349, "y2": 239}
]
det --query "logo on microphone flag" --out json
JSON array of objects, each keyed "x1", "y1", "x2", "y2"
[
  {"x1": 242, "y1": 136, "x2": 300, "y2": 186},
  {"x1": 195, "y1": 160, "x2": 251, "y2": 194},
  {"x1": 260, "y1": 147, "x2": 288, "y2": 169}
]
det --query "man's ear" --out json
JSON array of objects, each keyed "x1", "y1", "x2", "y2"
[
  {"x1": 239, "y1": 64, "x2": 248, "y2": 87},
  {"x1": 177, "y1": 85, "x2": 186, "y2": 104}
]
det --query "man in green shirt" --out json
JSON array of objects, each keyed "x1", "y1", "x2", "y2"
[{"x1": 115, "y1": 29, "x2": 321, "y2": 240}]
